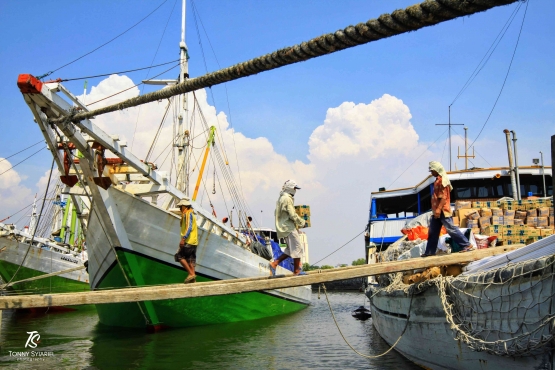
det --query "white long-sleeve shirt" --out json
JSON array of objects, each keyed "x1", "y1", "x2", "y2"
[{"x1": 275, "y1": 192, "x2": 305, "y2": 239}]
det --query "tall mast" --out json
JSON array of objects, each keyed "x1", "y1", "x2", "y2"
[{"x1": 176, "y1": 0, "x2": 189, "y2": 195}]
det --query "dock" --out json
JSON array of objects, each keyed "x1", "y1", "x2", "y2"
[{"x1": 0, "y1": 245, "x2": 522, "y2": 310}]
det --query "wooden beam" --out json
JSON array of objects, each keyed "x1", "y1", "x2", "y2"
[{"x1": 0, "y1": 245, "x2": 524, "y2": 310}]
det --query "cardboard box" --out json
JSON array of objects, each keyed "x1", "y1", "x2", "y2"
[
  {"x1": 527, "y1": 209, "x2": 537, "y2": 217},
  {"x1": 491, "y1": 216, "x2": 504, "y2": 225},
  {"x1": 504, "y1": 209, "x2": 515, "y2": 217},
  {"x1": 452, "y1": 216, "x2": 460, "y2": 226},
  {"x1": 466, "y1": 210, "x2": 480, "y2": 220},
  {"x1": 527, "y1": 217, "x2": 538, "y2": 227},
  {"x1": 503, "y1": 216, "x2": 514, "y2": 225},
  {"x1": 515, "y1": 211, "x2": 527, "y2": 219},
  {"x1": 480, "y1": 208, "x2": 492, "y2": 217},
  {"x1": 457, "y1": 208, "x2": 480, "y2": 227},
  {"x1": 473, "y1": 201, "x2": 495, "y2": 209},
  {"x1": 455, "y1": 201, "x2": 472, "y2": 210},
  {"x1": 514, "y1": 218, "x2": 524, "y2": 226},
  {"x1": 550, "y1": 208, "x2": 555, "y2": 217},
  {"x1": 471, "y1": 227, "x2": 481, "y2": 235},
  {"x1": 478, "y1": 217, "x2": 491, "y2": 228},
  {"x1": 491, "y1": 208, "x2": 503, "y2": 216},
  {"x1": 295, "y1": 205, "x2": 311, "y2": 217},
  {"x1": 541, "y1": 228, "x2": 554, "y2": 237},
  {"x1": 483, "y1": 225, "x2": 504, "y2": 236},
  {"x1": 528, "y1": 228, "x2": 541, "y2": 237},
  {"x1": 550, "y1": 216, "x2": 555, "y2": 226},
  {"x1": 467, "y1": 220, "x2": 479, "y2": 228},
  {"x1": 538, "y1": 207, "x2": 550, "y2": 217},
  {"x1": 538, "y1": 217, "x2": 548, "y2": 227}
]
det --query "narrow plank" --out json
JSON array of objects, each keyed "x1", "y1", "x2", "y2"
[{"x1": 0, "y1": 245, "x2": 523, "y2": 309}]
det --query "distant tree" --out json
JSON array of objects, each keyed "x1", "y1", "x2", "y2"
[
  {"x1": 302, "y1": 262, "x2": 312, "y2": 271},
  {"x1": 338, "y1": 264, "x2": 348, "y2": 268},
  {"x1": 352, "y1": 258, "x2": 366, "y2": 266},
  {"x1": 320, "y1": 265, "x2": 334, "y2": 270}
]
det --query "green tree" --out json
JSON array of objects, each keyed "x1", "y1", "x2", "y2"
[
  {"x1": 302, "y1": 262, "x2": 312, "y2": 271},
  {"x1": 320, "y1": 265, "x2": 334, "y2": 270},
  {"x1": 352, "y1": 258, "x2": 366, "y2": 266}
]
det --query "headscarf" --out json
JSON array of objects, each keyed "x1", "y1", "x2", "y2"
[
  {"x1": 429, "y1": 161, "x2": 452, "y2": 190},
  {"x1": 281, "y1": 179, "x2": 300, "y2": 196}
]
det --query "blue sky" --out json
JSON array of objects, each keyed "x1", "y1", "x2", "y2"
[{"x1": 0, "y1": 0, "x2": 553, "y2": 265}]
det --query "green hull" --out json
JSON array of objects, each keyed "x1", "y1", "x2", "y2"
[
  {"x1": 95, "y1": 249, "x2": 308, "y2": 328},
  {"x1": 0, "y1": 260, "x2": 92, "y2": 311}
]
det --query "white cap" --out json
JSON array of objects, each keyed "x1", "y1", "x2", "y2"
[
  {"x1": 177, "y1": 199, "x2": 191, "y2": 207},
  {"x1": 283, "y1": 179, "x2": 301, "y2": 190}
]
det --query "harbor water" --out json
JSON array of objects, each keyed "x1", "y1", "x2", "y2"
[{"x1": 0, "y1": 291, "x2": 419, "y2": 369}]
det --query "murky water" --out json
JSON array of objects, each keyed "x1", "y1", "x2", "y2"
[{"x1": 0, "y1": 291, "x2": 419, "y2": 369}]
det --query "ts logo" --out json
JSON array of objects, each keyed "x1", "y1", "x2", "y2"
[{"x1": 25, "y1": 331, "x2": 40, "y2": 348}]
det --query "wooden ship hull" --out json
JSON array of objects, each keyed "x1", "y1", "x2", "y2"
[
  {"x1": 0, "y1": 229, "x2": 89, "y2": 299},
  {"x1": 367, "y1": 280, "x2": 554, "y2": 369},
  {"x1": 87, "y1": 187, "x2": 310, "y2": 328}
]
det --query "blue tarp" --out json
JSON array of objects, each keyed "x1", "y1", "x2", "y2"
[{"x1": 252, "y1": 234, "x2": 294, "y2": 272}]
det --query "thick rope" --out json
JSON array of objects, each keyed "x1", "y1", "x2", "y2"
[
  {"x1": 50, "y1": 0, "x2": 518, "y2": 125},
  {"x1": 322, "y1": 283, "x2": 413, "y2": 359}
]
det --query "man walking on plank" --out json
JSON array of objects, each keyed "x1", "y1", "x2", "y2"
[{"x1": 270, "y1": 180, "x2": 306, "y2": 276}]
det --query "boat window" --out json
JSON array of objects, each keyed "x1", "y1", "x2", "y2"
[
  {"x1": 477, "y1": 186, "x2": 489, "y2": 197},
  {"x1": 455, "y1": 187, "x2": 471, "y2": 198}
]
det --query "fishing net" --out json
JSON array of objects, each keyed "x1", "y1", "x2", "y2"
[{"x1": 437, "y1": 254, "x2": 555, "y2": 357}]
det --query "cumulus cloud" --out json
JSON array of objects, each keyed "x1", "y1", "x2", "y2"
[
  {"x1": 0, "y1": 158, "x2": 33, "y2": 224},
  {"x1": 6, "y1": 75, "x2": 460, "y2": 264}
]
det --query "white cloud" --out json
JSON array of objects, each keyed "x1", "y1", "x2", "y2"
[
  {"x1": 0, "y1": 159, "x2": 33, "y2": 225},
  {"x1": 74, "y1": 78, "x2": 442, "y2": 264}
]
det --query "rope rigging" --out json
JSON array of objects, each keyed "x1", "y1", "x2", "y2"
[
  {"x1": 38, "y1": 0, "x2": 170, "y2": 80},
  {"x1": 0, "y1": 140, "x2": 43, "y2": 164},
  {"x1": 50, "y1": 0, "x2": 518, "y2": 125},
  {"x1": 0, "y1": 147, "x2": 46, "y2": 177},
  {"x1": 468, "y1": 0, "x2": 529, "y2": 149}
]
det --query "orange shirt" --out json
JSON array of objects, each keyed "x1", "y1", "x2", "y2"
[{"x1": 431, "y1": 176, "x2": 452, "y2": 217}]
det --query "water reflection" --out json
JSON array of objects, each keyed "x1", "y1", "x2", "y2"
[{"x1": 0, "y1": 292, "x2": 419, "y2": 369}]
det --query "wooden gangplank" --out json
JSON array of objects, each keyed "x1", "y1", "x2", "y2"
[{"x1": 0, "y1": 245, "x2": 523, "y2": 310}]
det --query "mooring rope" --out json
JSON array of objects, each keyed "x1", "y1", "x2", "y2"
[
  {"x1": 49, "y1": 0, "x2": 518, "y2": 126},
  {"x1": 321, "y1": 283, "x2": 414, "y2": 359}
]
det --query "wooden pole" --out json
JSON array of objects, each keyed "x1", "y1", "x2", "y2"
[{"x1": 0, "y1": 245, "x2": 524, "y2": 310}]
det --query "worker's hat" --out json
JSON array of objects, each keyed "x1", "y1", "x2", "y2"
[{"x1": 177, "y1": 199, "x2": 192, "y2": 207}]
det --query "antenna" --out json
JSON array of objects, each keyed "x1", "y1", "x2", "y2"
[
  {"x1": 457, "y1": 127, "x2": 475, "y2": 170},
  {"x1": 436, "y1": 106, "x2": 464, "y2": 171}
]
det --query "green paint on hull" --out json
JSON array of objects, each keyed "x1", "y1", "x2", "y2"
[
  {"x1": 95, "y1": 250, "x2": 308, "y2": 328},
  {"x1": 0, "y1": 260, "x2": 89, "y2": 295}
]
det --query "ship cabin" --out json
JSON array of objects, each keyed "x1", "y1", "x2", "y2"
[{"x1": 367, "y1": 166, "x2": 553, "y2": 253}]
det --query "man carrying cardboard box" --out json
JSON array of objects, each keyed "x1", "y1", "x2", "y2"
[{"x1": 422, "y1": 161, "x2": 472, "y2": 257}]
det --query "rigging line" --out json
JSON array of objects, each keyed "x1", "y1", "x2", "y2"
[
  {"x1": 131, "y1": 0, "x2": 179, "y2": 150},
  {"x1": 0, "y1": 140, "x2": 43, "y2": 164},
  {"x1": 87, "y1": 62, "x2": 182, "y2": 106},
  {"x1": 387, "y1": 129, "x2": 448, "y2": 189},
  {"x1": 190, "y1": 2, "x2": 239, "y2": 188},
  {"x1": 310, "y1": 228, "x2": 367, "y2": 268},
  {"x1": 0, "y1": 147, "x2": 46, "y2": 176},
  {"x1": 61, "y1": 59, "x2": 181, "y2": 82},
  {"x1": 2, "y1": 158, "x2": 55, "y2": 288},
  {"x1": 451, "y1": 2, "x2": 522, "y2": 106},
  {"x1": 468, "y1": 0, "x2": 529, "y2": 149},
  {"x1": 145, "y1": 98, "x2": 173, "y2": 162},
  {"x1": 440, "y1": 131, "x2": 449, "y2": 164},
  {"x1": 40, "y1": 0, "x2": 169, "y2": 78}
]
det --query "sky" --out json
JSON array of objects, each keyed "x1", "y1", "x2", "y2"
[{"x1": 0, "y1": 0, "x2": 554, "y2": 266}]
